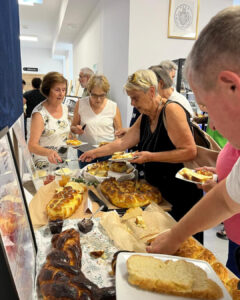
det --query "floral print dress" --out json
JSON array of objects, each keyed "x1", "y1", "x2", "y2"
[{"x1": 31, "y1": 101, "x2": 70, "y2": 169}]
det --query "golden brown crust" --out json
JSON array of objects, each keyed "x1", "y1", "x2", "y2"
[
  {"x1": 46, "y1": 184, "x2": 85, "y2": 220},
  {"x1": 100, "y1": 178, "x2": 162, "y2": 208},
  {"x1": 211, "y1": 262, "x2": 229, "y2": 284},
  {"x1": 109, "y1": 162, "x2": 127, "y2": 173}
]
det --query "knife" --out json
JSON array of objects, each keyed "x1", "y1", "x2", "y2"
[{"x1": 88, "y1": 190, "x2": 108, "y2": 212}]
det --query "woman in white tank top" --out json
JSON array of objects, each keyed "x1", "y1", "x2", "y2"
[{"x1": 71, "y1": 74, "x2": 122, "y2": 168}]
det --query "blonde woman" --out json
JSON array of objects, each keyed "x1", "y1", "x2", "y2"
[
  {"x1": 71, "y1": 74, "x2": 122, "y2": 168},
  {"x1": 81, "y1": 70, "x2": 203, "y2": 242},
  {"x1": 28, "y1": 72, "x2": 69, "y2": 169}
]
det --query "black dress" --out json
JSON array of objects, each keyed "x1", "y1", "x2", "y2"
[{"x1": 138, "y1": 101, "x2": 203, "y2": 242}]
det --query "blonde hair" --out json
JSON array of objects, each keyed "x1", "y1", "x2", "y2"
[
  {"x1": 124, "y1": 70, "x2": 158, "y2": 94},
  {"x1": 185, "y1": 6, "x2": 240, "y2": 90},
  {"x1": 87, "y1": 74, "x2": 110, "y2": 93}
]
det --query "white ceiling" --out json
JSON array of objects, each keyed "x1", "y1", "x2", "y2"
[{"x1": 19, "y1": 0, "x2": 99, "y2": 54}]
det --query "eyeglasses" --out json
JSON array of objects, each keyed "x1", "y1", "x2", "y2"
[{"x1": 90, "y1": 93, "x2": 106, "y2": 100}]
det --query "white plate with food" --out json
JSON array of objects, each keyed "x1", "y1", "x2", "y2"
[
  {"x1": 116, "y1": 252, "x2": 229, "y2": 300},
  {"x1": 33, "y1": 169, "x2": 47, "y2": 179},
  {"x1": 81, "y1": 161, "x2": 135, "y2": 183},
  {"x1": 65, "y1": 139, "x2": 88, "y2": 148},
  {"x1": 55, "y1": 167, "x2": 73, "y2": 176},
  {"x1": 109, "y1": 151, "x2": 138, "y2": 162},
  {"x1": 175, "y1": 167, "x2": 218, "y2": 185}
]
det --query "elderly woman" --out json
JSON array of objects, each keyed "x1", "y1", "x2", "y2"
[
  {"x1": 71, "y1": 74, "x2": 122, "y2": 168},
  {"x1": 81, "y1": 70, "x2": 203, "y2": 241},
  {"x1": 28, "y1": 72, "x2": 69, "y2": 169}
]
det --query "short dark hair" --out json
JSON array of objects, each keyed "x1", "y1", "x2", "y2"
[
  {"x1": 22, "y1": 79, "x2": 26, "y2": 85},
  {"x1": 31, "y1": 77, "x2": 42, "y2": 89},
  {"x1": 41, "y1": 72, "x2": 67, "y2": 97}
]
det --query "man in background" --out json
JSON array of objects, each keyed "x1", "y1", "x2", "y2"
[
  {"x1": 23, "y1": 77, "x2": 45, "y2": 118},
  {"x1": 23, "y1": 77, "x2": 45, "y2": 139},
  {"x1": 78, "y1": 67, "x2": 94, "y2": 97}
]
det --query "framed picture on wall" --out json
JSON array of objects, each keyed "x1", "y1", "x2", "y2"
[{"x1": 168, "y1": 0, "x2": 200, "y2": 40}]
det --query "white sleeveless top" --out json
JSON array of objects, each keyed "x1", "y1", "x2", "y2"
[
  {"x1": 31, "y1": 101, "x2": 70, "y2": 169},
  {"x1": 78, "y1": 97, "x2": 117, "y2": 145}
]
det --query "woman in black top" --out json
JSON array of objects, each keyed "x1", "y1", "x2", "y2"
[{"x1": 80, "y1": 69, "x2": 203, "y2": 242}]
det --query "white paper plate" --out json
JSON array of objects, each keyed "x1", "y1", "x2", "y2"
[
  {"x1": 116, "y1": 252, "x2": 230, "y2": 300},
  {"x1": 55, "y1": 168, "x2": 73, "y2": 176},
  {"x1": 81, "y1": 162, "x2": 135, "y2": 183},
  {"x1": 66, "y1": 141, "x2": 88, "y2": 149},
  {"x1": 175, "y1": 168, "x2": 218, "y2": 185},
  {"x1": 109, "y1": 153, "x2": 138, "y2": 162}
]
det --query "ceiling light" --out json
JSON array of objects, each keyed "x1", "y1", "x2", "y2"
[
  {"x1": 18, "y1": 0, "x2": 34, "y2": 6},
  {"x1": 20, "y1": 35, "x2": 38, "y2": 42}
]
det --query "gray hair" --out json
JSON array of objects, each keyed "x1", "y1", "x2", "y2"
[
  {"x1": 149, "y1": 65, "x2": 173, "y2": 89},
  {"x1": 159, "y1": 60, "x2": 177, "y2": 73},
  {"x1": 80, "y1": 67, "x2": 94, "y2": 77},
  {"x1": 124, "y1": 70, "x2": 158, "y2": 95},
  {"x1": 185, "y1": 6, "x2": 240, "y2": 90}
]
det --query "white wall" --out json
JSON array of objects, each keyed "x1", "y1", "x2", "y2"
[
  {"x1": 126, "y1": 0, "x2": 232, "y2": 124},
  {"x1": 73, "y1": 2, "x2": 103, "y2": 96},
  {"x1": 101, "y1": 0, "x2": 130, "y2": 126},
  {"x1": 73, "y1": 0, "x2": 233, "y2": 126},
  {"x1": 21, "y1": 47, "x2": 63, "y2": 75},
  {"x1": 128, "y1": 0, "x2": 232, "y2": 72},
  {"x1": 73, "y1": 0, "x2": 130, "y2": 126}
]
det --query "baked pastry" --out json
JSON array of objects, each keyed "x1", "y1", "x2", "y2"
[
  {"x1": 179, "y1": 168, "x2": 213, "y2": 183},
  {"x1": 38, "y1": 228, "x2": 115, "y2": 300},
  {"x1": 0, "y1": 199, "x2": 25, "y2": 238},
  {"x1": 111, "y1": 151, "x2": 137, "y2": 160},
  {"x1": 100, "y1": 177, "x2": 162, "y2": 208},
  {"x1": 66, "y1": 139, "x2": 82, "y2": 146},
  {"x1": 211, "y1": 262, "x2": 229, "y2": 284},
  {"x1": 109, "y1": 162, "x2": 127, "y2": 173},
  {"x1": 127, "y1": 255, "x2": 223, "y2": 299},
  {"x1": 87, "y1": 161, "x2": 109, "y2": 177},
  {"x1": 225, "y1": 278, "x2": 240, "y2": 298},
  {"x1": 46, "y1": 182, "x2": 86, "y2": 221}
]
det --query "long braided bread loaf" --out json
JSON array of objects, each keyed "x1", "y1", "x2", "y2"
[{"x1": 38, "y1": 228, "x2": 115, "y2": 300}]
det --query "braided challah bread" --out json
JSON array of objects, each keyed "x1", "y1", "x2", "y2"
[{"x1": 38, "y1": 228, "x2": 115, "y2": 300}]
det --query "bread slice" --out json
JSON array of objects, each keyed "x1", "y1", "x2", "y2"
[
  {"x1": 127, "y1": 255, "x2": 223, "y2": 299},
  {"x1": 179, "y1": 168, "x2": 213, "y2": 183}
]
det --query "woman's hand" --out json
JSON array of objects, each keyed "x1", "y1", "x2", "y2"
[
  {"x1": 197, "y1": 180, "x2": 217, "y2": 193},
  {"x1": 47, "y1": 150, "x2": 62, "y2": 164},
  {"x1": 115, "y1": 128, "x2": 128, "y2": 138},
  {"x1": 130, "y1": 151, "x2": 151, "y2": 164},
  {"x1": 80, "y1": 150, "x2": 97, "y2": 162},
  {"x1": 146, "y1": 229, "x2": 181, "y2": 255},
  {"x1": 72, "y1": 125, "x2": 85, "y2": 135}
]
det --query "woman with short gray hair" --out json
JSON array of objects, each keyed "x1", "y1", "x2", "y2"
[{"x1": 80, "y1": 70, "x2": 203, "y2": 240}]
